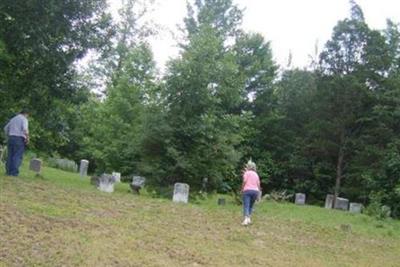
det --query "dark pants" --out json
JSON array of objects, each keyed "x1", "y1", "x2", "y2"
[
  {"x1": 243, "y1": 190, "x2": 259, "y2": 217},
  {"x1": 6, "y1": 136, "x2": 25, "y2": 176}
]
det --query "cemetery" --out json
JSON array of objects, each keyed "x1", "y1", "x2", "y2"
[{"x1": 1, "y1": 0, "x2": 400, "y2": 266}]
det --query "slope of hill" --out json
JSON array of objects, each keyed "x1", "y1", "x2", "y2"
[{"x1": 1, "y1": 163, "x2": 399, "y2": 266}]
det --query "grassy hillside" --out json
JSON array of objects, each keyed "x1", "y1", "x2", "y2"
[{"x1": 1, "y1": 162, "x2": 400, "y2": 266}]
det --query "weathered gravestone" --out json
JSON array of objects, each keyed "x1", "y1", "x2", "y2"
[
  {"x1": 349, "y1": 202, "x2": 363, "y2": 213},
  {"x1": 79, "y1": 159, "x2": 89, "y2": 177},
  {"x1": 172, "y1": 183, "x2": 190, "y2": 203},
  {"x1": 130, "y1": 176, "x2": 146, "y2": 194},
  {"x1": 0, "y1": 146, "x2": 4, "y2": 164},
  {"x1": 218, "y1": 198, "x2": 226, "y2": 205},
  {"x1": 112, "y1": 172, "x2": 121, "y2": 183},
  {"x1": 90, "y1": 176, "x2": 100, "y2": 186},
  {"x1": 334, "y1": 197, "x2": 349, "y2": 211},
  {"x1": 325, "y1": 194, "x2": 334, "y2": 209},
  {"x1": 324, "y1": 194, "x2": 349, "y2": 210},
  {"x1": 97, "y1": 173, "x2": 116, "y2": 193},
  {"x1": 29, "y1": 158, "x2": 42, "y2": 174},
  {"x1": 295, "y1": 193, "x2": 306, "y2": 205}
]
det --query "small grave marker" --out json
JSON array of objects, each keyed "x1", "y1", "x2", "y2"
[{"x1": 295, "y1": 193, "x2": 306, "y2": 205}]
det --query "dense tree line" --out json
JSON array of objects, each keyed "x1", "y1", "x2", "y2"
[{"x1": 1, "y1": 0, "x2": 400, "y2": 217}]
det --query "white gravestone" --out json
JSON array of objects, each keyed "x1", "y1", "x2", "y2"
[
  {"x1": 349, "y1": 203, "x2": 363, "y2": 213},
  {"x1": 29, "y1": 158, "x2": 42, "y2": 173},
  {"x1": 79, "y1": 159, "x2": 89, "y2": 177},
  {"x1": 98, "y1": 174, "x2": 116, "y2": 193},
  {"x1": 173, "y1": 183, "x2": 190, "y2": 203},
  {"x1": 112, "y1": 172, "x2": 121, "y2": 182},
  {"x1": 295, "y1": 193, "x2": 306, "y2": 205}
]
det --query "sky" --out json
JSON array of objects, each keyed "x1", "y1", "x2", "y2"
[{"x1": 108, "y1": 0, "x2": 400, "y2": 71}]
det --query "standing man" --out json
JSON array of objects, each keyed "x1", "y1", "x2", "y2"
[{"x1": 3, "y1": 110, "x2": 29, "y2": 176}]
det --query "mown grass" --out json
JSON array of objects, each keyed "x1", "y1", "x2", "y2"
[{"x1": 1, "y1": 161, "x2": 400, "y2": 266}]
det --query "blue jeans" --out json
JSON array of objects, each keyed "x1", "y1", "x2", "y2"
[
  {"x1": 243, "y1": 190, "x2": 259, "y2": 217},
  {"x1": 6, "y1": 136, "x2": 26, "y2": 176}
]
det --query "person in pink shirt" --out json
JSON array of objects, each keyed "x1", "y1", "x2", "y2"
[{"x1": 241, "y1": 160, "x2": 261, "y2": 225}]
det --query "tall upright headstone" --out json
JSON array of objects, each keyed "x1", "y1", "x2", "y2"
[
  {"x1": 173, "y1": 183, "x2": 190, "y2": 203},
  {"x1": 349, "y1": 203, "x2": 362, "y2": 213},
  {"x1": 0, "y1": 146, "x2": 4, "y2": 164},
  {"x1": 112, "y1": 172, "x2": 121, "y2": 182},
  {"x1": 79, "y1": 159, "x2": 89, "y2": 177},
  {"x1": 325, "y1": 194, "x2": 334, "y2": 209},
  {"x1": 295, "y1": 193, "x2": 306, "y2": 205},
  {"x1": 29, "y1": 158, "x2": 42, "y2": 174}
]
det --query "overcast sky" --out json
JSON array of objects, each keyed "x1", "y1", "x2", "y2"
[{"x1": 109, "y1": 0, "x2": 400, "y2": 71}]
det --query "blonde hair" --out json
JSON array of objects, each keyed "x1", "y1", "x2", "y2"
[{"x1": 245, "y1": 159, "x2": 257, "y2": 171}]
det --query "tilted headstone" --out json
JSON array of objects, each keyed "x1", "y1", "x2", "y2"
[
  {"x1": 325, "y1": 194, "x2": 334, "y2": 209},
  {"x1": 97, "y1": 173, "x2": 116, "y2": 193},
  {"x1": 79, "y1": 159, "x2": 89, "y2": 177},
  {"x1": 112, "y1": 172, "x2": 121, "y2": 182},
  {"x1": 295, "y1": 193, "x2": 306, "y2": 205},
  {"x1": 130, "y1": 176, "x2": 146, "y2": 194},
  {"x1": 172, "y1": 183, "x2": 190, "y2": 203},
  {"x1": 334, "y1": 197, "x2": 349, "y2": 211},
  {"x1": 29, "y1": 158, "x2": 42, "y2": 173},
  {"x1": 349, "y1": 202, "x2": 363, "y2": 213}
]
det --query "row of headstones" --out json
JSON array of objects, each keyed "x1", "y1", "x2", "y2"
[
  {"x1": 294, "y1": 193, "x2": 363, "y2": 213},
  {"x1": 28, "y1": 158, "x2": 190, "y2": 204}
]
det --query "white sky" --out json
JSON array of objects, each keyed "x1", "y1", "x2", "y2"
[{"x1": 109, "y1": 0, "x2": 400, "y2": 71}]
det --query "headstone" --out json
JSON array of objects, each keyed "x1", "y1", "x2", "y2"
[
  {"x1": 29, "y1": 158, "x2": 42, "y2": 173},
  {"x1": 334, "y1": 197, "x2": 349, "y2": 211},
  {"x1": 0, "y1": 146, "x2": 4, "y2": 164},
  {"x1": 295, "y1": 193, "x2": 306, "y2": 205},
  {"x1": 112, "y1": 172, "x2": 121, "y2": 182},
  {"x1": 79, "y1": 159, "x2": 89, "y2": 177},
  {"x1": 172, "y1": 183, "x2": 190, "y2": 203},
  {"x1": 217, "y1": 198, "x2": 226, "y2": 205},
  {"x1": 201, "y1": 177, "x2": 208, "y2": 192},
  {"x1": 349, "y1": 202, "x2": 362, "y2": 213},
  {"x1": 325, "y1": 194, "x2": 334, "y2": 209},
  {"x1": 97, "y1": 173, "x2": 116, "y2": 193},
  {"x1": 130, "y1": 176, "x2": 146, "y2": 194}
]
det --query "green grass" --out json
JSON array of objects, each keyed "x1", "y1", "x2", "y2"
[{"x1": 1, "y1": 161, "x2": 400, "y2": 266}]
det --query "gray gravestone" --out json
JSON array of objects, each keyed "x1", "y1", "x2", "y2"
[
  {"x1": 29, "y1": 158, "x2": 42, "y2": 173},
  {"x1": 173, "y1": 183, "x2": 190, "y2": 203},
  {"x1": 295, "y1": 193, "x2": 306, "y2": 205},
  {"x1": 79, "y1": 159, "x2": 89, "y2": 177},
  {"x1": 112, "y1": 172, "x2": 121, "y2": 182},
  {"x1": 97, "y1": 173, "x2": 116, "y2": 193},
  {"x1": 130, "y1": 176, "x2": 146, "y2": 194},
  {"x1": 349, "y1": 202, "x2": 362, "y2": 213},
  {"x1": 325, "y1": 194, "x2": 334, "y2": 209},
  {"x1": 334, "y1": 197, "x2": 349, "y2": 211},
  {"x1": 217, "y1": 198, "x2": 226, "y2": 205}
]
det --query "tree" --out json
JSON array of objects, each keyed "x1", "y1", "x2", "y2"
[{"x1": 0, "y1": 0, "x2": 113, "y2": 151}]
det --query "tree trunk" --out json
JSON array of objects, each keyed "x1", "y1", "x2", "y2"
[{"x1": 333, "y1": 131, "x2": 345, "y2": 208}]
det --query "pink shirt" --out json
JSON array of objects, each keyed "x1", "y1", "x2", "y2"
[{"x1": 242, "y1": 170, "x2": 260, "y2": 191}]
